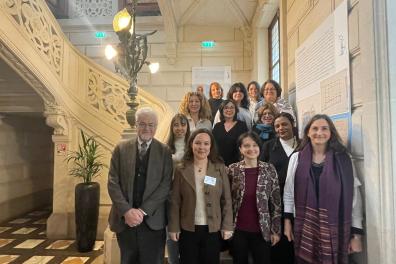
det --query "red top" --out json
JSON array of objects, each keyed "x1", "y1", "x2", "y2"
[{"x1": 235, "y1": 167, "x2": 261, "y2": 232}]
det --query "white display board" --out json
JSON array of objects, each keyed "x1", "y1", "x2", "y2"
[
  {"x1": 192, "y1": 66, "x2": 232, "y2": 98},
  {"x1": 295, "y1": 0, "x2": 351, "y2": 144}
]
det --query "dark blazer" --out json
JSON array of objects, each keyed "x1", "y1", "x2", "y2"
[
  {"x1": 168, "y1": 161, "x2": 233, "y2": 233},
  {"x1": 260, "y1": 138, "x2": 297, "y2": 196},
  {"x1": 260, "y1": 138, "x2": 297, "y2": 264},
  {"x1": 107, "y1": 138, "x2": 173, "y2": 233}
]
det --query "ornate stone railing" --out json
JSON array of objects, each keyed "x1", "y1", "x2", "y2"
[
  {"x1": 0, "y1": 0, "x2": 173, "y2": 239},
  {"x1": 4, "y1": 0, "x2": 64, "y2": 77},
  {"x1": 0, "y1": 0, "x2": 172, "y2": 142},
  {"x1": 68, "y1": 0, "x2": 117, "y2": 18}
]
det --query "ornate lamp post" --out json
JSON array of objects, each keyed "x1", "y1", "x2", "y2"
[{"x1": 105, "y1": 0, "x2": 159, "y2": 136}]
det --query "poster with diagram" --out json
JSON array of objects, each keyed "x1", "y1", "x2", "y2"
[
  {"x1": 320, "y1": 69, "x2": 349, "y2": 115},
  {"x1": 295, "y1": 0, "x2": 351, "y2": 145}
]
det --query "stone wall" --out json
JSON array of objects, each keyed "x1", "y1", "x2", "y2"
[
  {"x1": 282, "y1": 0, "x2": 366, "y2": 262},
  {"x1": 0, "y1": 115, "x2": 53, "y2": 223},
  {"x1": 59, "y1": 19, "x2": 253, "y2": 111},
  {"x1": 283, "y1": 0, "x2": 364, "y2": 168}
]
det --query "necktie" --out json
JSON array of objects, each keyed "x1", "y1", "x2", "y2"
[{"x1": 139, "y1": 142, "x2": 148, "y2": 160}]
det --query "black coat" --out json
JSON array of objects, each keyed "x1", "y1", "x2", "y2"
[
  {"x1": 260, "y1": 138, "x2": 296, "y2": 197},
  {"x1": 260, "y1": 137, "x2": 296, "y2": 264},
  {"x1": 213, "y1": 121, "x2": 248, "y2": 166},
  {"x1": 208, "y1": 98, "x2": 224, "y2": 123}
]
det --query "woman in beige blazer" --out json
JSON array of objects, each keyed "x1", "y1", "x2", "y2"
[{"x1": 168, "y1": 128, "x2": 233, "y2": 264}]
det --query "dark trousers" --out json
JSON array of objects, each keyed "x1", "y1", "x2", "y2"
[
  {"x1": 116, "y1": 222, "x2": 166, "y2": 264},
  {"x1": 231, "y1": 229, "x2": 271, "y2": 264},
  {"x1": 271, "y1": 234, "x2": 294, "y2": 264},
  {"x1": 179, "y1": 225, "x2": 221, "y2": 264}
]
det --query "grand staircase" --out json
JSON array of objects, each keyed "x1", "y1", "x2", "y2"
[{"x1": 0, "y1": 0, "x2": 174, "y2": 252}]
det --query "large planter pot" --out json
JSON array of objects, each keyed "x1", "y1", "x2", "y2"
[{"x1": 75, "y1": 182, "x2": 100, "y2": 252}]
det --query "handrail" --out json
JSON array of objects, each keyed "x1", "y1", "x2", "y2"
[{"x1": 0, "y1": 0, "x2": 173, "y2": 150}]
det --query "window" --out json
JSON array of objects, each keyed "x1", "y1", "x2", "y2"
[{"x1": 269, "y1": 13, "x2": 280, "y2": 84}]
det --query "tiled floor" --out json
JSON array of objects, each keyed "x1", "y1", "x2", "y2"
[{"x1": 0, "y1": 208, "x2": 103, "y2": 264}]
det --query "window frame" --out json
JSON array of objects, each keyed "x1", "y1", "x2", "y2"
[{"x1": 268, "y1": 12, "x2": 280, "y2": 85}]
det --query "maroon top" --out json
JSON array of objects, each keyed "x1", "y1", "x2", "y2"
[{"x1": 235, "y1": 167, "x2": 260, "y2": 232}]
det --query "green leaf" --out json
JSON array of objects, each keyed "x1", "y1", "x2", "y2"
[{"x1": 65, "y1": 130, "x2": 107, "y2": 183}]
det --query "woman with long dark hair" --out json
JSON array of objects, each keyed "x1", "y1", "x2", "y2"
[
  {"x1": 166, "y1": 113, "x2": 191, "y2": 264},
  {"x1": 167, "y1": 113, "x2": 191, "y2": 162},
  {"x1": 168, "y1": 129, "x2": 233, "y2": 264},
  {"x1": 260, "y1": 112, "x2": 299, "y2": 264},
  {"x1": 283, "y1": 114, "x2": 363, "y2": 264},
  {"x1": 212, "y1": 99, "x2": 248, "y2": 166},
  {"x1": 228, "y1": 132, "x2": 281, "y2": 264},
  {"x1": 213, "y1": 82, "x2": 252, "y2": 129}
]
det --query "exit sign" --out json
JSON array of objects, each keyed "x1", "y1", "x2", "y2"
[
  {"x1": 201, "y1": 41, "x2": 216, "y2": 48},
  {"x1": 95, "y1": 32, "x2": 106, "y2": 39}
]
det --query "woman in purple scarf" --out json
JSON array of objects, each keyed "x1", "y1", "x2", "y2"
[{"x1": 283, "y1": 114, "x2": 363, "y2": 264}]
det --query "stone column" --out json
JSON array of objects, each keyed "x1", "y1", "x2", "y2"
[
  {"x1": 359, "y1": 0, "x2": 396, "y2": 262},
  {"x1": 44, "y1": 103, "x2": 74, "y2": 238}
]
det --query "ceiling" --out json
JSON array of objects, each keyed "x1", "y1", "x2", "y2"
[
  {"x1": 170, "y1": 0, "x2": 258, "y2": 27},
  {"x1": 124, "y1": 0, "x2": 259, "y2": 27},
  {"x1": 47, "y1": 0, "x2": 262, "y2": 28},
  {"x1": 0, "y1": 59, "x2": 44, "y2": 115}
]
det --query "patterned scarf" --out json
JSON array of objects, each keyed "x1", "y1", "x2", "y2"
[{"x1": 294, "y1": 144, "x2": 353, "y2": 264}]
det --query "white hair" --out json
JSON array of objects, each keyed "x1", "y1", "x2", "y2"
[{"x1": 135, "y1": 107, "x2": 158, "y2": 123}]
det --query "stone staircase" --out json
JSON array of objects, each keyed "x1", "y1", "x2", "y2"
[{"x1": 0, "y1": 0, "x2": 173, "y2": 247}]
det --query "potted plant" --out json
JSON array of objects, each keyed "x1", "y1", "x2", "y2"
[{"x1": 66, "y1": 130, "x2": 106, "y2": 252}]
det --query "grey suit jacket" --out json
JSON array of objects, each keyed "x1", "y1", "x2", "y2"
[{"x1": 107, "y1": 137, "x2": 173, "y2": 233}]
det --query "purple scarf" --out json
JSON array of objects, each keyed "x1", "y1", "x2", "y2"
[{"x1": 294, "y1": 144, "x2": 353, "y2": 264}]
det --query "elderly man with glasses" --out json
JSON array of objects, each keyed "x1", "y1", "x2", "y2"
[{"x1": 108, "y1": 107, "x2": 173, "y2": 264}]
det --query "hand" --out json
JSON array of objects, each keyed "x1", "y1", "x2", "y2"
[
  {"x1": 172, "y1": 152, "x2": 183, "y2": 161},
  {"x1": 348, "y1": 234, "x2": 363, "y2": 254},
  {"x1": 221, "y1": 230, "x2": 233, "y2": 240},
  {"x1": 169, "y1": 232, "x2": 180, "y2": 242},
  {"x1": 123, "y1": 208, "x2": 144, "y2": 227},
  {"x1": 271, "y1": 234, "x2": 280, "y2": 246},
  {"x1": 284, "y1": 219, "x2": 294, "y2": 242}
]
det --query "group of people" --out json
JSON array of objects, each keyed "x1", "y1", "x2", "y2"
[{"x1": 107, "y1": 79, "x2": 363, "y2": 264}]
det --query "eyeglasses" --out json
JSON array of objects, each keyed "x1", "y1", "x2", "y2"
[
  {"x1": 224, "y1": 106, "x2": 235, "y2": 110},
  {"x1": 264, "y1": 88, "x2": 276, "y2": 92},
  {"x1": 137, "y1": 122, "x2": 156, "y2": 129},
  {"x1": 262, "y1": 112, "x2": 274, "y2": 117}
]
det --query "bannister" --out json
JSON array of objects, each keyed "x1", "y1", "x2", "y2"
[
  {"x1": 0, "y1": 0, "x2": 173, "y2": 240},
  {"x1": 0, "y1": 0, "x2": 172, "y2": 146}
]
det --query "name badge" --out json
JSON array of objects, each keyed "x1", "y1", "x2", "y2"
[{"x1": 204, "y1": 176, "x2": 216, "y2": 186}]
